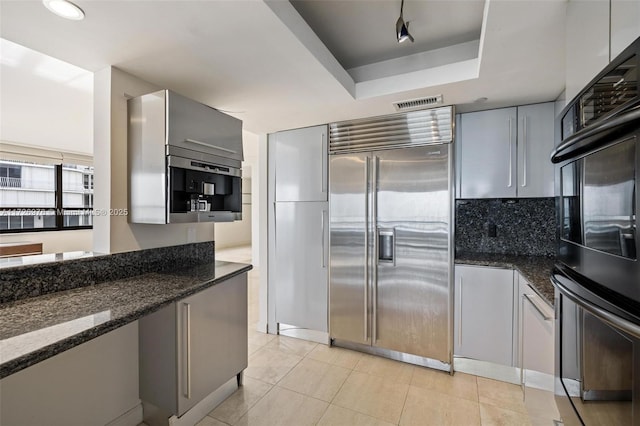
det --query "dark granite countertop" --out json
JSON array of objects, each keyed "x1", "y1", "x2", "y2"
[
  {"x1": 0, "y1": 260, "x2": 252, "y2": 379},
  {"x1": 455, "y1": 253, "x2": 555, "y2": 307},
  {"x1": 0, "y1": 251, "x2": 103, "y2": 270}
]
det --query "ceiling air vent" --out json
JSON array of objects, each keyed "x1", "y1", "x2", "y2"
[{"x1": 393, "y1": 95, "x2": 443, "y2": 111}]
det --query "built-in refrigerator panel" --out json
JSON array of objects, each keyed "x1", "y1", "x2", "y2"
[
  {"x1": 329, "y1": 153, "x2": 371, "y2": 345},
  {"x1": 374, "y1": 145, "x2": 451, "y2": 361},
  {"x1": 274, "y1": 201, "x2": 328, "y2": 332},
  {"x1": 273, "y1": 125, "x2": 328, "y2": 202}
]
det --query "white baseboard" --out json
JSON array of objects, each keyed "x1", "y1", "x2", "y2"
[
  {"x1": 453, "y1": 357, "x2": 520, "y2": 385},
  {"x1": 256, "y1": 320, "x2": 268, "y2": 334},
  {"x1": 523, "y1": 369, "x2": 554, "y2": 392},
  {"x1": 278, "y1": 325, "x2": 330, "y2": 344},
  {"x1": 106, "y1": 402, "x2": 143, "y2": 426},
  {"x1": 168, "y1": 377, "x2": 238, "y2": 426}
]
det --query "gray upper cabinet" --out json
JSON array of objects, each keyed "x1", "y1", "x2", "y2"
[
  {"x1": 458, "y1": 103, "x2": 554, "y2": 199},
  {"x1": 166, "y1": 90, "x2": 244, "y2": 163},
  {"x1": 459, "y1": 107, "x2": 517, "y2": 198},
  {"x1": 516, "y1": 103, "x2": 555, "y2": 198},
  {"x1": 273, "y1": 125, "x2": 328, "y2": 202}
]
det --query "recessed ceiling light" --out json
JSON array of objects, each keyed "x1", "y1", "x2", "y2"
[{"x1": 42, "y1": 0, "x2": 85, "y2": 21}]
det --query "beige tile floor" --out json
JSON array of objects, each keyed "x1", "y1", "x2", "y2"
[{"x1": 206, "y1": 246, "x2": 561, "y2": 426}]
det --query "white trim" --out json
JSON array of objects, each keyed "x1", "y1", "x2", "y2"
[
  {"x1": 105, "y1": 403, "x2": 144, "y2": 426},
  {"x1": 168, "y1": 378, "x2": 238, "y2": 426},
  {"x1": 453, "y1": 357, "x2": 521, "y2": 385},
  {"x1": 0, "y1": 141, "x2": 93, "y2": 166}
]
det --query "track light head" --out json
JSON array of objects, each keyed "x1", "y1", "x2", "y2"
[{"x1": 396, "y1": 0, "x2": 414, "y2": 43}]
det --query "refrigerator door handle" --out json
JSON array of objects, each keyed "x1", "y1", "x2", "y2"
[
  {"x1": 364, "y1": 156, "x2": 370, "y2": 342},
  {"x1": 372, "y1": 155, "x2": 379, "y2": 344}
]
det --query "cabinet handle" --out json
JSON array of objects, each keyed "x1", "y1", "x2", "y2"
[
  {"x1": 372, "y1": 156, "x2": 379, "y2": 344},
  {"x1": 183, "y1": 302, "x2": 192, "y2": 399},
  {"x1": 521, "y1": 116, "x2": 527, "y2": 188},
  {"x1": 185, "y1": 138, "x2": 237, "y2": 154},
  {"x1": 523, "y1": 293, "x2": 553, "y2": 322},
  {"x1": 520, "y1": 295, "x2": 526, "y2": 389},
  {"x1": 507, "y1": 117, "x2": 513, "y2": 188},
  {"x1": 321, "y1": 209, "x2": 326, "y2": 268},
  {"x1": 458, "y1": 275, "x2": 463, "y2": 347},
  {"x1": 321, "y1": 132, "x2": 328, "y2": 195},
  {"x1": 364, "y1": 157, "x2": 370, "y2": 342}
]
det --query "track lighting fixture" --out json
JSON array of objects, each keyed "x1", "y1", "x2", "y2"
[{"x1": 396, "y1": 0, "x2": 414, "y2": 43}]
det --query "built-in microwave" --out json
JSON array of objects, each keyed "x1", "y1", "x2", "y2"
[{"x1": 551, "y1": 36, "x2": 640, "y2": 425}]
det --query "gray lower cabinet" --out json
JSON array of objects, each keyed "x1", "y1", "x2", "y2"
[
  {"x1": 519, "y1": 275, "x2": 554, "y2": 391},
  {"x1": 139, "y1": 273, "x2": 248, "y2": 419},
  {"x1": 454, "y1": 265, "x2": 514, "y2": 365}
]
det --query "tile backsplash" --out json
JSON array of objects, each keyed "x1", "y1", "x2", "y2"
[
  {"x1": 455, "y1": 198, "x2": 556, "y2": 257},
  {"x1": 0, "y1": 241, "x2": 215, "y2": 304}
]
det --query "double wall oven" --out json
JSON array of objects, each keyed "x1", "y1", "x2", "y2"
[{"x1": 552, "y1": 37, "x2": 640, "y2": 425}]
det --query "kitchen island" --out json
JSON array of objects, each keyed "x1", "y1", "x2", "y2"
[{"x1": 0, "y1": 260, "x2": 251, "y2": 379}]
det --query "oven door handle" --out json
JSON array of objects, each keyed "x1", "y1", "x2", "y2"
[
  {"x1": 551, "y1": 100, "x2": 640, "y2": 163},
  {"x1": 553, "y1": 276, "x2": 640, "y2": 340}
]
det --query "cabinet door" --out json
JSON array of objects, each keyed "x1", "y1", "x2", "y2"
[
  {"x1": 167, "y1": 91, "x2": 243, "y2": 163},
  {"x1": 521, "y1": 286, "x2": 554, "y2": 391},
  {"x1": 565, "y1": 0, "x2": 610, "y2": 102},
  {"x1": 459, "y1": 108, "x2": 517, "y2": 198},
  {"x1": 275, "y1": 201, "x2": 328, "y2": 332},
  {"x1": 455, "y1": 265, "x2": 514, "y2": 365},
  {"x1": 517, "y1": 103, "x2": 555, "y2": 198},
  {"x1": 455, "y1": 113, "x2": 462, "y2": 198},
  {"x1": 177, "y1": 274, "x2": 248, "y2": 415},
  {"x1": 273, "y1": 125, "x2": 328, "y2": 202},
  {"x1": 611, "y1": 0, "x2": 640, "y2": 60}
]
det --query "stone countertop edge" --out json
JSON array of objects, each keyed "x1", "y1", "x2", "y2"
[
  {"x1": 454, "y1": 253, "x2": 555, "y2": 308},
  {"x1": 0, "y1": 261, "x2": 252, "y2": 379}
]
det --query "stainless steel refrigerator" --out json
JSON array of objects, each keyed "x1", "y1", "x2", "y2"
[{"x1": 328, "y1": 106, "x2": 454, "y2": 371}]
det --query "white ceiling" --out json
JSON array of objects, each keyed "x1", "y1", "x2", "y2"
[
  {"x1": 290, "y1": 0, "x2": 484, "y2": 70},
  {"x1": 0, "y1": 0, "x2": 566, "y2": 135}
]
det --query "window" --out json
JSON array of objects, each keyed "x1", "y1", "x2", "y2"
[
  {"x1": 0, "y1": 160, "x2": 94, "y2": 233},
  {"x1": 0, "y1": 164, "x2": 22, "y2": 188}
]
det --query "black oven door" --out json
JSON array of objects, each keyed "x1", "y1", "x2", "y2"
[
  {"x1": 555, "y1": 114, "x2": 640, "y2": 305},
  {"x1": 553, "y1": 266, "x2": 640, "y2": 425}
]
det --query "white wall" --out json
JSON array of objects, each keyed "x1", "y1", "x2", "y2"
[
  {"x1": 215, "y1": 131, "x2": 259, "y2": 250},
  {"x1": 0, "y1": 38, "x2": 93, "y2": 154},
  {"x1": 93, "y1": 67, "x2": 215, "y2": 254},
  {"x1": 0, "y1": 39, "x2": 94, "y2": 253}
]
